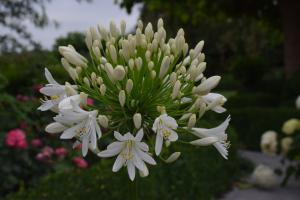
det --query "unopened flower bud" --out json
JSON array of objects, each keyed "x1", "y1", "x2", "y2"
[
  {"x1": 183, "y1": 43, "x2": 188, "y2": 56},
  {"x1": 100, "y1": 84, "x2": 106, "y2": 96},
  {"x1": 178, "y1": 92, "x2": 183, "y2": 99},
  {"x1": 97, "y1": 77, "x2": 103, "y2": 85},
  {"x1": 121, "y1": 20, "x2": 126, "y2": 36},
  {"x1": 98, "y1": 115, "x2": 109, "y2": 128},
  {"x1": 201, "y1": 77, "x2": 206, "y2": 83},
  {"x1": 165, "y1": 140, "x2": 170, "y2": 147},
  {"x1": 114, "y1": 65, "x2": 125, "y2": 81},
  {"x1": 151, "y1": 70, "x2": 156, "y2": 79},
  {"x1": 152, "y1": 39, "x2": 158, "y2": 52},
  {"x1": 170, "y1": 72, "x2": 177, "y2": 86},
  {"x1": 85, "y1": 30, "x2": 92, "y2": 49},
  {"x1": 69, "y1": 67, "x2": 78, "y2": 80},
  {"x1": 189, "y1": 65, "x2": 197, "y2": 81},
  {"x1": 65, "y1": 85, "x2": 78, "y2": 96},
  {"x1": 145, "y1": 50, "x2": 151, "y2": 62},
  {"x1": 136, "y1": 28, "x2": 142, "y2": 46},
  {"x1": 76, "y1": 66, "x2": 82, "y2": 75},
  {"x1": 195, "y1": 98, "x2": 202, "y2": 110},
  {"x1": 119, "y1": 90, "x2": 125, "y2": 107},
  {"x1": 126, "y1": 79, "x2": 133, "y2": 93},
  {"x1": 190, "y1": 137, "x2": 218, "y2": 146},
  {"x1": 196, "y1": 62, "x2": 206, "y2": 77},
  {"x1": 148, "y1": 61, "x2": 154, "y2": 71},
  {"x1": 105, "y1": 63, "x2": 116, "y2": 84},
  {"x1": 194, "y1": 40, "x2": 204, "y2": 58},
  {"x1": 135, "y1": 57, "x2": 143, "y2": 71},
  {"x1": 172, "y1": 80, "x2": 181, "y2": 99},
  {"x1": 199, "y1": 103, "x2": 206, "y2": 117},
  {"x1": 187, "y1": 114, "x2": 196, "y2": 131},
  {"x1": 63, "y1": 52, "x2": 87, "y2": 68},
  {"x1": 133, "y1": 113, "x2": 142, "y2": 129},
  {"x1": 161, "y1": 110, "x2": 167, "y2": 115},
  {"x1": 180, "y1": 66, "x2": 186, "y2": 76},
  {"x1": 131, "y1": 100, "x2": 135, "y2": 107},
  {"x1": 110, "y1": 21, "x2": 117, "y2": 39},
  {"x1": 206, "y1": 96, "x2": 223, "y2": 111},
  {"x1": 165, "y1": 152, "x2": 180, "y2": 163},
  {"x1": 109, "y1": 45, "x2": 117, "y2": 64},
  {"x1": 192, "y1": 76, "x2": 221, "y2": 95},
  {"x1": 119, "y1": 49, "x2": 123, "y2": 58},
  {"x1": 93, "y1": 47, "x2": 101, "y2": 60},
  {"x1": 198, "y1": 53, "x2": 205, "y2": 63},
  {"x1": 170, "y1": 55, "x2": 174, "y2": 64},
  {"x1": 91, "y1": 72, "x2": 96, "y2": 82},
  {"x1": 84, "y1": 77, "x2": 90, "y2": 87},
  {"x1": 61, "y1": 58, "x2": 70, "y2": 72},
  {"x1": 141, "y1": 39, "x2": 147, "y2": 49},
  {"x1": 159, "y1": 56, "x2": 170, "y2": 79}
]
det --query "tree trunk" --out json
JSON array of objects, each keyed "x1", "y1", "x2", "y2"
[{"x1": 278, "y1": 0, "x2": 300, "y2": 79}]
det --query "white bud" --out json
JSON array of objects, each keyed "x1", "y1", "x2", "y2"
[
  {"x1": 178, "y1": 92, "x2": 183, "y2": 99},
  {"x1": 172, "y1": 80, "x2": 181, "y2": 99},
  {"x1": 114, "y1": 65, "x2": 125, "y2": 81},
  {"x1": 171, "y1": 44, "x2": 176, "y2": 53},
  {"x1": 97, "y1": 77, "x2": 103, "y2": 85},
  {"x1": 157, "y1": 18, "x2": 163, "y2": 30},
  {"x1": 189, "y1": 65, "x2": 197, "y2": 81},
  {"x1": 161, "y1": 110, "x2": 167, "y2": 115},
  {"x1": 130, "y1": 38, "x2": 136, "y2": 57},
  {"x1": 90, "y1": 26, "x2": 100, "y2": 41},
  {"x1": 94, "y1": 47, "x2": 101, "y2": 60},
  {"x1": 158, "y1": 28, "x2": 164, "y2": 44},
  {"x1": 135, "y1": 57, "x2": 142, "y2": 71},
  {"x1": 122, "y1": 40, "x2": 130, "y2": 62},
  {"x1": 191, "y1": 59, "x2": 198, "y2": 68},
  {"x1": 170, "y1": 72, "x2": 177, "y2": 86},
  {"x1": 110, "y1": 37, "x2": 116, "y2": 45},
  {"x1": 105, "y1": 63, "x2": 116, "y2": 84},
  {"x1": 187, "y1": 114, "x2": 196, "y2": 131},
  {"x1": 170, "y1": 55, "x2": 174, "y2": 64},
  {"x1": 80, "y1": 92, "x2": 88, "y2": 108},
  {"x1": 76, "y1": 66, "x2": 82, "y2": 75},
  {"x1": 136, "y1": 28, "x2": 142, "y2": 46},
  {"x1": 100, "y1": 84, "x2": 106, "y2": 96},
  {"x1": 183, "y1": 43, "x2": 188, "y2": 56},
  {"x1": 192, "y1": 76, "x2": 221, "y2": 95},
  {"x1": 110, "y1": 21, "x2": 117, "y2": 39},
  {"x1": 133, "y1": 113, "x2": 142, "y2": 129},
  {"x1": 145, "y1": 26, "x2": 151, "y2": 42},
  {"x1": 45, "y1": 122, "x2": 68, "y2": 134},
  {"x1": 175, "y1": 36, "x2": 185, "y2": 56},
  {"x1": 127, "y1": 34, "x2": 133, "y2": 41},
  {"x1": 119, "y1": 49, "x2": 123, "y2": 58},
  {"x1": 152, "y1": 39, "x2": 158, "y2": 52},
  {"x1": 193, "y1": 40, "x2": 204, "y2": 58},
  {"x1": 190, "y1": 137, "x2": 218, "y2": 146},
  {"x1": 119, "y1": 90, "x2": 126, "y2": 107},
  {"x1": 201, "y1": 77, "x2": 206, "y2": 83},
  {"x1": 165, "y1": 50, "x2": 170, "y2": 57},
  {"x1": 121, "y1": 20, "x2": 126, "y2": 36},
  {"x1": 139, "y1": 162, "x2": 149, "y2": 178},
  {"x1": 98, "y1": 115, "x2": 109, "y2": 128},
  {"x1": 199, "y1": 103, "x2": 206, "y2": 117},
  {"x1": 198, "y1": 53, "x2": 205, "y2": 63},
  {"x1": 84, "y1": 77, "x2": 90, "y2": 87},
  {"x1": 115, "y1": 28, "x2": 120, "y2": 39},
  {"x1": 151, "y1": 70, "x2": 156, "y2": 79},
  {"x1": 145, "y1": 50, "x2": 151, "y2": 62},
  {"x1": 61, "y1": 58, "x2": 70, "y2": 72},
  {"x1": 159, "y1": 56, "x2": 170, "y2": 79},
  {"x1": 65, "y1": 85, "x2": 78, "y2": 96},
  {"x1": 59, "y1": 46, "x2": 88, "y2": 63},
  {"x1": 69, "y1": 67, "x2": 78, "y2": 80},
  {"x1": 196, "y1": 62, "x2": 206, "y2": 77},
  {"x1": 206, "y1": 96, "x2": 223, "y2": 111},
  {"x1": 138, "y1": 20, "x2": 143, "y2": 30},
  {"x1": 63, "y1": 52, "x2": 87, "y2": 68},
  {"x1": 109, "y1": 45, "x2": 117, "y2": 64},
  {"x1": 165, "y1": 140, "x2": 170, "y2": 147},
  {"x1": 128, "y1": 59, "x2": 134, "y2": 70},
  {"x1": 147, "y1": 43, "x2": 153, "y2": 53},
  {"x1": 68, "y1": 44, "x2": 75, "y2": 51},
  {"x1": 90, "y1": 72, "x2": 96, "y2": 82},
  {"x1": 141, "y1": 39, "x2": 147, "y2": 49},
  {"x1": 85, "y1": 30, "x2": 93, "y2": 49},
  {"x1": 180, "y1": 66, "x2": 186, "y2": 76},
  {"x1": 148, "y1": 61, "x2": 154, "y2": 71},
  {"x1": 195, "y1": 98, "x2": 202, "y2": 110},
  {"x1": 165, "y1": 152, "x2": 181, "y2": 163},
  {"x1": 126, "y1": 79, "x2": 133, "y2": 93}
]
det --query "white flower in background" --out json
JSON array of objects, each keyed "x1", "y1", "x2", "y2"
[
  {"x1": 281, "y1": 137, "x2": 293, "y2": 156},
  {"x1": 152, "y1": 114, "x2": 178, "y2": 155},
  {"x1": 54, "y1": 99, "x2": 101, "y2": 156},
  {"x1": 58, "y1": 92, "x2": 88, "y2": 110},
  {"x1": 260, "y1": 131, "x2": 277, "y2": 157},
  {"x1": 38, "y1": 68, "x2": 77, "y2": 111},
  {"x1": 252, "y1": 164, "x2": 275, "y2": 189},
  {"x1": 296, "y1": 95, "x2": 300, "y2": 109},
  {"x1": 98, "y1": 129, "x2": 156, "y2": 180},
  {"x1": 282, "y1": 118, "x2": 300, "y2": 135},
  {"x1": 190, "y1": 116, "x2": 231, "y2": 159}
]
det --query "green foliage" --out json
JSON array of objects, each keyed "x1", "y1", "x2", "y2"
[{"x1": 5, "y1": 125, "x2": 254, "y2": 200}]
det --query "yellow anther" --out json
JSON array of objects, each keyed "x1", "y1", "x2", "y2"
[
  {"x1": 122, "y1": 162, "x2": 126, "y2": 166},
  {"x1": 218, "y1": 103, "x2": 224, "y2": 107},
  {"x1": 122, "y1": 147, "x2": 125, "y2": 149},
  {"x1": 44, "y1": 95, "x2": 48, "y2": 100},
  {"x1": 158, "y1": 128, "x2": 163, "y2": 131},
  {"x1": 57, "y1": 95, "x2": 60, "y2": 98},
  {"x1": 169, "y1": 126, "x2": 172, "y2": 129}
]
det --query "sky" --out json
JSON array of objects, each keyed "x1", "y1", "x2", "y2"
[{"x1": 9, "y1": 0, "x2": 142, "y2": 50}]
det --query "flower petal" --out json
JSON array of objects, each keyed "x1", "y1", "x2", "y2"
[
  {"x1": 135, "y1": 129, "x2": 144, "y2": 142},
  {"x1": 155, "y1": 133, "x2": 163, "y2": 156},
  {"x1": 60, "y1": 121, "x2": 86, "y2": 139},
  {"x1": 82, "y1": 135, "x2": 89, "y2": 157},
  {"x1": 114, "y1": 131, "x2": 125, "y2": 141},
  {"x1": 113, "y1": 153, "x2": 124, "y2": 172},
  {"x1": 127, "y1": 160, "x2": 136, "y2": 181}
]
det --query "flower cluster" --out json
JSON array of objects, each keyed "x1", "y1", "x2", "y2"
[
  {"x1": 38, "y1": 18, "x2": 230, "y2": 180},
  {"x1": 6, "y1": 129, "x2": 27, "y2": 149}
]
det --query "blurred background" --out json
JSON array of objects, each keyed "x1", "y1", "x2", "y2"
[{"x1": 1, "y1": 0, "x2": 300, "y2": 199}]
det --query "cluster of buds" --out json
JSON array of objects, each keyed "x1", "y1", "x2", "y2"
[{"x1": 38, "y1": 18, "x2": 230, "y2": 180}]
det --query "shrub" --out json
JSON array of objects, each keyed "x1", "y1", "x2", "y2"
[{"x1": 5, "y1": 124, "x2": 253, "y2": 200}]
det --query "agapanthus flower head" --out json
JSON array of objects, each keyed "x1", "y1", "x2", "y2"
[{"x1": 38, "y1": 18, "x2": 230, "y2": 180}]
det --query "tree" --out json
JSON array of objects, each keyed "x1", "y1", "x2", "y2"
[
  {"x1": 117, "y1": 0, "x2": 299, "y2": 78},
  {"x1": 0, "y1": 0, "x2": 92, "y2": 53}
]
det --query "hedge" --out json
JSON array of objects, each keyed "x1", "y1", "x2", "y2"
[{"x1": 5, "y1": 124, "x2": 253, "y2": 200}]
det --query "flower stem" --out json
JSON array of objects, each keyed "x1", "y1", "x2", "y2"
[{"x1": 129, "y1": 176, "x2": 138, "y2": 200}]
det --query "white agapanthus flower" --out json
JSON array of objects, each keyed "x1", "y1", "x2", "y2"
[
  {"x1": 152, "y1": 114, "x2": 178, "y2": 155},
  {"x1": 98, "y1": 129, "x2": 156, "y2": 180},
  {"x1": 260, "y1": 131, "x2": 277, "y2": 157},
  {"x1": 54, "y1": 99, "x2": 101, "y2": 156},
  {"x1": 37, "y1": 18, "x2": 231, "y2": 181},
  {"x1": 190, "y1": 116, "x2": 231, "y2": 159},
  {"x1": 252, "y1": 164, "x2": 275, "y2": 189},
  {"x1": 38, "y1": 68, "x2": 77, "y2": 111}
]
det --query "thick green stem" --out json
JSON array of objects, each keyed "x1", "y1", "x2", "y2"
[{"x1": 129, "y1": 175, "x2": 138, "y2": 200}]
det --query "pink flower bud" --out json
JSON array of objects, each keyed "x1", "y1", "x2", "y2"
[
  {"x1": 73, "y1": 157, "x2": 88, "y2": 169},
  {"x1": 31, "y1": 139, "x2": 42, "y2": 147}
]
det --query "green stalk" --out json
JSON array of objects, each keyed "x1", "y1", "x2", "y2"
[{"x1": 129, "y1": 171, "x2": 138, "y2": 200}]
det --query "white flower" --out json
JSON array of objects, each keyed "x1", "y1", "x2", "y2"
[
  {"x1": 97, "y1": 129, "x2": 156, "y2": 181},
  {"x1": 165, "y1": 152, "x2": 181, "y2": 163},
  {"x1": 54, "y1": 99, "x2": 101, "y2": 157},
  {"x1": 260, "y1": 131, "x2": 277, "y2": 157},
  {"x1": 281, "y1": 137, "x2": 293, "y2": 156},
  {"x1": 38, "y1": 68, "x2": 78, "y2": 111},
  {"x1": 58, "y1": 92, "x2": 88, "y2": 110},
  {"x1": 282, "y1": 118, "x2": 300, "y2": 135},
  {"x1": 252, "y1": 164, "x2": 275, "y2": 189},
  {"x1": 152, "y1": 114, "x2": 178, "y2": 155},
  {"x1": 190, "y1": 116, "x2": 231, "y2": 159}
]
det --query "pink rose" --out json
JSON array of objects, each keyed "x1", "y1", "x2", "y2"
[
  {"x1": 16, "y1": 140, "x2": 27, "y2": 149},
  {"x1": 55, "y1": 148, "x2": 68, "y2": 158},
  {"x1": 87, "y1": 98, "x2": 94, "y2": 106},
  {"x1": 6, "y1": 138, "x2": 16, "y2": 147},
  {"x1": 73, "y1": 157, "x2": 88, "y2": 169},
  {"x1": 36, "y1": 153, "x2": 45, "y2": 161},
  {"x1": 6, "y1": 129, "x2": 26, "y2": 147},
  {"x1": 31, "y1": 139, "x2": 42, "y2": 147}
]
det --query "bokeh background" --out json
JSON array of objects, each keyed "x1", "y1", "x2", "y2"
[{"x1": 1, "y1": 0, "x2": 300, "y2": 199}]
